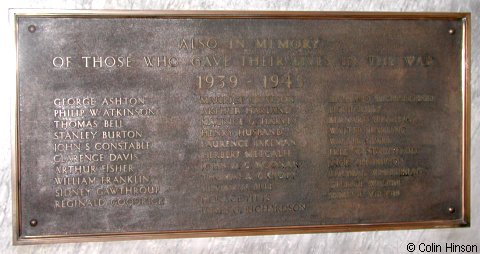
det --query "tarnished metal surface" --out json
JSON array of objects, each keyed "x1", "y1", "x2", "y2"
[{"x1": 14, "y1": 13, "x2": 469, "y2": 242}]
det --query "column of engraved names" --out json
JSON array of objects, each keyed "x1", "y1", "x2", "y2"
[
  {"x1": 326, "y1": 94, "x2": 434, "y2": 200},
  {"x1": 52, "y1": 97, "x2": 164, "y2": 209},
  {"x1": 198, "y1": 95, "x2": 305, "y2": 215}
]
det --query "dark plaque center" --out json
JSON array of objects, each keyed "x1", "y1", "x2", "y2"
[{"x1": 13, "y1": 12, "x2": 470, "y2": 244}]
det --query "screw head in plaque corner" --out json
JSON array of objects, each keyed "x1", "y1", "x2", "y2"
[{"x1": 29, "y1": 219, "x2": 38, "y2": 227}]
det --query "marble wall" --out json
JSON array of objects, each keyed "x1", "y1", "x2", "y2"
[{"x1": 0, "y1": 0, "x2": 478, "y2": 253}]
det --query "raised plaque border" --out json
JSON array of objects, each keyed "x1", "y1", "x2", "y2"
[{"x1": 11, "y1": 10, "x2": 471, "y2": 245}]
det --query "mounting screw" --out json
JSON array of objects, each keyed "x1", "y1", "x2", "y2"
[
  {"x1": 29, "y1": 219, "x2": 38, "y2": 227},
  {"x1": 448, "y1": 28, "x2": 455, "y2": 35},
  {"x1": 28, "y1": 25, "x2": 36, "y2": 33},
  {"x1": 448, "y1": 207, "x2": 455, "y2": 214}
]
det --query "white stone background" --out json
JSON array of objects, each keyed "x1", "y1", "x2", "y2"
[{"x1": 0, "y1": 0, "x2": 478, "y2": 253}]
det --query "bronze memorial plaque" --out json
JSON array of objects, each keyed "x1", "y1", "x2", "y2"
[{"x1": 13, "y1": 11, "x2": 470, "y2": 244}]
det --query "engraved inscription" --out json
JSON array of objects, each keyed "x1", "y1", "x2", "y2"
[{"x1": 52, "y1": 97, "x2": 165, "y2": 209}]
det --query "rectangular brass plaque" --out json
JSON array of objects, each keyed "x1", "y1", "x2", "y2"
[{"x1": 13, "y1": 11, "x2": 470, "y2": 244}]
